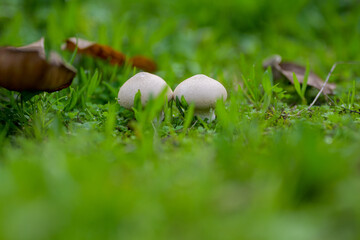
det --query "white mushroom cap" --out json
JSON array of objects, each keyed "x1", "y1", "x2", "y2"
[
  {"x1": 174, "y1": 74, "x2": 227, "y2": 121},
  {"x1": 174, "y1": 74, "x2": 227, "y2": 109},
  {"x1": 118, "y1": 72, "x2": 173, "y2": 109}
]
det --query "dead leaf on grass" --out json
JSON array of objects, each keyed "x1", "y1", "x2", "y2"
[
  {"x1": 62, "y1": 37, "x2": 157, "y2": 72},
  {"x1": 63, "y1": 37, "x2": 126, "y2": 65},
  {"x1": 0, "y1": 38, "x2": 77, "y2": 92},
  {"x1": 129, "y1": 56, "x2": 157, "y2": 73},
  {"x1": 263, "y1": 55, "x2": 336, "y2": 94}
]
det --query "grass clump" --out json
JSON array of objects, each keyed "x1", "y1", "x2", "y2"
[{"x1": 1, "y1": 0, "x2": 360, "y2": 239}]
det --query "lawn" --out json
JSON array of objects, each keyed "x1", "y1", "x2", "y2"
[{"x1": 1, "y1": 0, "x2": 360, "y2": 239}]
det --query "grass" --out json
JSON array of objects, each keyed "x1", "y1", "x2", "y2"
[{"x1": 1, "y1": 0, "x2": 360, "y2": 239}]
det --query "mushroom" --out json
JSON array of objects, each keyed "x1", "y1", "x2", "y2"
[
  {"x1": 174, "y1": 74, "x2": 227, "y2": 121},
  {"x1": 118, "y1": 72, "x2": 173, "y2": 109}
]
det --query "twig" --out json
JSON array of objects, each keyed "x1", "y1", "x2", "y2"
[
  {"x1": 288, "y1": 61, "x2": 360, "y2": 117},
  {"x1": 325, "y1": 94, "x2": 360, "y2": 114},
  {"x1": 342, "y1": 107, "x2": 360, "y2": 114},
  {"x1": 308, "y1": 61, "x2": 360, "y2": 110}
]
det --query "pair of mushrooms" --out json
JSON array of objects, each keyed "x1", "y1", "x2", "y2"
[{"x1": 118, "y1": 72, "x2": 227, "y2": 120}]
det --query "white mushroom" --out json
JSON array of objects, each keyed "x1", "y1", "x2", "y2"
[
  {"x1": 174, "y1": 74, "x2": 227, "y2": 121},
  {"x1": 118, "y1": 72, "x2": 173, "y2": 109}
]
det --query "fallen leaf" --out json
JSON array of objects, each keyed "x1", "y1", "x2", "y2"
[
  {"x1": 0, "y1": 38, "x2": 77, "y2": 92},
  {"x1": 129, "y1": 56, "x2": 157, "y2": 73},
  {"x1": 63, "y1": 37, "x2": 126, "y2": 65},
  {"x1": 263, "y1": 55, "x2": 336, "y2": 94},
  {"x1": 62, "y1": 37, "x2": 157, "y2": 72}
]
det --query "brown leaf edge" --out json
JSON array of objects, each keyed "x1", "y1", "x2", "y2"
[
  {"x1": 0, "y1": 38, "x2": 77, "y2": 93},
  {"x1": 263, "y1": 55, "x2": 336, "y2": 94},
  {"x1": 62, "y1": 37, "x2": 157, "y2": 72}
]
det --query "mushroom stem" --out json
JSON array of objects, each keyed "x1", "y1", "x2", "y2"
[
  {"x1": 152, "y1": 111, "x2": 165, "y2": 125},
  {"x1": 194, "y1": 108, "x2": 215, "y2": 121}
]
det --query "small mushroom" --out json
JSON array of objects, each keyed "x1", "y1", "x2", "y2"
[
  {"x1": 118, "y1": 72, "x2": 173, "y2": 109},
  {"x1": 174, "y1": 74, "x2": 227, "y2": 121}
]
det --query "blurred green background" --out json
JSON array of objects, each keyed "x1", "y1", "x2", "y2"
[
  {"x1": 1, "y1": 0, "x2": 359, "y2": 79},
  {"x1": 1, "y1": 0, "x2": 360, "y2": 240}
]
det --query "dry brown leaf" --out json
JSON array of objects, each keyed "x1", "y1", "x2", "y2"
[
  {"x1": 0, "y1": 38, "x2": 77, "y2": 92},
  {"x1": 62, "y1": 37, "x2": 157, "y2": 72},
  {"x1": 263, "y1": 55, "x2": 336, "y2": 94},
  {"x1": 129, "y1": 56, "x2": 157, "y2": 73},
  {"x1": 63, "y1": 38, "x2": 126, "y2": 65}
]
